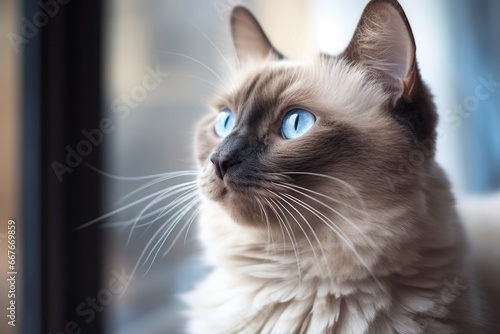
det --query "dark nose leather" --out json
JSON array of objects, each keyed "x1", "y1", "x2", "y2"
[{"x1": 210, "y1": 153, "x2": 241, "y2": 179}]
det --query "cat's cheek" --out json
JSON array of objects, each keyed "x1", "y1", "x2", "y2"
[{"x1": 199, "y1": 166, "x2": 225, "y2": 202}]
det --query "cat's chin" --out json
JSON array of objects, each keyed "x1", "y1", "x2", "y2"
[
  {"x1": 218, "y1": 196, "x2": 264, "y2": 226},
  {"x1": 201, "y1": 178, "x2": 266, "y2": 225},
  {"x1": 201, "y1": 172, "x2": 258, "y2": 199},
  {"x1": 210, "y1": 184, "x2": 258, "y2": 208}
]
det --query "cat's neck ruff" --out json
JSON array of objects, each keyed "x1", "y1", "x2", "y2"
[{"x1": 185, "y1": 184, "x2": 479, "y2": 334}]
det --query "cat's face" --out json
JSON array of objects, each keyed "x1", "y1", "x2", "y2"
[{"x1": 196, "y1": 1, "x2": 437, "y2": 229}]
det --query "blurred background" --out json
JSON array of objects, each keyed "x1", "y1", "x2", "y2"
[{"x1": 0, "y1": 0, "x2": 499, "y2": 333}]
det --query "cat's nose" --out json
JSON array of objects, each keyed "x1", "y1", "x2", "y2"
[{"x1": 210, "y1": 153, "x2": 240, "y2": 179}]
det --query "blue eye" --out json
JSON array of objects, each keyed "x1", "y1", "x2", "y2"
[
  {"x1": 281, "y1": 109, "x2": 316, "y2": 139},
  {"x1": 214, "y1": 109, "x2": 236, "y2": 138}
]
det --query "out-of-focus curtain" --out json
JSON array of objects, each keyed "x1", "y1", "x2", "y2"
[{"x1": 448, "y1": 0, "x2": 500, "y2": 194}]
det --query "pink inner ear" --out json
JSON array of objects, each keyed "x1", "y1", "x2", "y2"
[{"x1": 347, "y1": 2, "x2": 417, "y2": 98}]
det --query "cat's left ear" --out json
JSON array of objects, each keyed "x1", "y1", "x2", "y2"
[
  {"x1": 230, "y1": 6, "x2": 284, "y2": 64},
  {"x1": 344, "y1": 0, "x2": 418, "y2": 100}
]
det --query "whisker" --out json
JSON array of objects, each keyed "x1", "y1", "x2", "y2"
[
  {"x1": 136, "y1": 188, "x2": 198, "y2": 233},
  {"x1": 270, "y1": 190, "x2": 328, "y2": 277},
  {"x1": 276, "y1": 183, "x2": 376, "y2": 248},
  {"x1": 158, "y1": 199, "x2": 201, "y2": 258},
  {"x1": 102, "y1": 206, "x2": 169, "y2": 228},
  {"x1": 77, "y1": 189, "x2": 174, "y2": 230},
  {"x1": 142, "y1": 184, "x2": 198, "y2": 226},
  {"x1": 281, "y1": 193, "x2": 355, "y2": 251},
  {"x1": 255, "y1": 197, "x2": 276, "y2": 259},
  {"x1": 127, "y1": 185, "x2": 198, "y2": 245},
  {"x1": 280, "y1": 192, "x2": 386, "y2": 291},
  {"x1": 132, "y1": 196, "x2": 200, "y2": 278},
  {"x1": 142, "y1": 197, "x2": 200, "y2": 275},
  {"x1": 189, "y1": 19, "x2": 232, "y2": 71},
  {"x1": 281, "y1": 182, "x2": 367, "y2": 216},
  {"x1": 187, "y1": 75, "x2": 220, "y2": 90},
  {"x1": 182, "y1": 207, "x2": 201, "y2": 247},
  {"x1": 265, "y1": 198, "x2": 286, "y2": 257},
  {"x1": 85, "y1": 163, "x2": 197, "y2": 181},
  {"x1": 113, "y1": 197, "x2": 200, "y2": 293},
  {"x1": 99, "y1": 184, "x2": 196, "y2": 230},
  {"x1": 277, "y1": 172, "x2": 368, "y2": 213},
  {"x1": 117, "y1": 177, "x2": 197, "y2": 205},
  {"x1": 78, "y1": 181, "x2": 197, "y2": 231},
  {"x1": 159, "y1": 51, "x2": 224, "y2": 82},
  {"x1": 266, "y1": 198, "x2": 302, "y2": 280}
]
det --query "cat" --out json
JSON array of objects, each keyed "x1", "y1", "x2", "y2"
[{"x1": 184, "y1": 0, "x2": 500, "y2": 333}]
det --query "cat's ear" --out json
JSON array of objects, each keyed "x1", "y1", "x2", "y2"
[
  {"x1": 230, "y1": 6, "x2": 283, "y2": 63},
  {"x1": 344, "y1": 0, "x2": 417, "y2": 99}
]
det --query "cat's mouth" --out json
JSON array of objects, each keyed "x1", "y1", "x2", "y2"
[
  {"x1": 218, "y1": 174, "x2": 264, "y2": 198},
  {"x1": 208, "y1": 175, "x2": 280, "y2": 225},
  {"x1": 201, "y1": 168, "x2": 345, "y2": 228},
  {"x1": 200, "y1": 166, "x2": 276, "y2": 204}
]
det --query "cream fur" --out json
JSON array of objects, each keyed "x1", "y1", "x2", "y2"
[{"x1": 184, "y1": 163, "x2": 493, "y2": 333}]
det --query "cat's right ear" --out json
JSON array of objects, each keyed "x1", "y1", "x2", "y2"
[
  {"x1": 343, "y1": 0, "x2": 418, "y2": 100},
  {"x1": 230, "y1": 6, "x2": 283, "y2": 64}
]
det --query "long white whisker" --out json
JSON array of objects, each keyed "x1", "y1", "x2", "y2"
[
  {"x1": 182, "y1": 207, "x2": 201, "y2": 247},
  {"x1": 142, "y1": 185, "x2": 198, "y2": 227},
  {"x1": 270, "y1": 190, "x2": 328, "y2": 277},
  {"x1": 159, "y1": 198, "x2": 201, "y2": 257},
  {"x1": 266, "y1": 198, "x2": 302, "y2": 280},
  {"x1": 276, "y1": 183, "x2": 376, "y2": 248},
  {"x1": 266, "y1": 198, "x2": 286, "y2": 257},
  {"x1": 282, "y1": 182, "x2": 367, "y2": 216},
  {"x1": 187, "y1": 75, "x2": 220, "y2": 90},
  {"x1": 189, "y1": 19, "x2": 232, "y2": 71},
  {"x1": 102, "y1": 206, "x2": 169, "y2": 228},
  {"x1": 85, "y1": 163, "x2": 197, "y2": 181},
  {"x1": 278, "y1": 172, "x2": 368, "y2": 214},
  {"x1": 77, "y1": 188, "x2": 179, "y2": 230},
  {"x1": 132, "y1": 197, "x2": 199, "y2": 278},
  {"x1": 117, "y1": 176, "x2": 197, "y2": 205},
  {"x1": 127, "y1": 185, "x2": 197, "y2": 245},
  {"x1": 271, "y1": 196, "x2": 301, "y2": 256},
  {"x1": 255, "y1": 197, "x2": 276, "y2": 259},
  {"x1": 136, "y1": 188, "x2": 198, "y2": 232},
  {"x1": 159, "y1": 51, "x2": 224, "y2": 82},
  {"x1": 141, "y1": 197, "x2": 200, "y2": 275},
  {"x1": 281, "y1": 192, "x2": 385, "y2": 291},
  {"x1": 98, "y1": 184, "x2": 196, "y2": 229}
]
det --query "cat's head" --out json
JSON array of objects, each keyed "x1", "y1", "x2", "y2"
[{"x1": 195, "y1": 0, "x2": 437, "y2": 229}]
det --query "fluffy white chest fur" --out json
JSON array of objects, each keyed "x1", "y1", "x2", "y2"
[{"x1": 184, "y1": 197, "x2": 484, "y2": 334}]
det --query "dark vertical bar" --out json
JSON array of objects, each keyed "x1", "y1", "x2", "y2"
[
  {"x1": 21, "y1": 0, "x2": 41, "y2": 332},
  {"x1": 22, "y1": 0, "x2": 105, "y2": 333}
]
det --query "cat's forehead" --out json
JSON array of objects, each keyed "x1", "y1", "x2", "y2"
[
  {"x1": 216, "y1": 60, "x2": 304, "y2": 112},
  {"x1": 214, "y1": 56, "x2": 389, "y2": 123}
]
